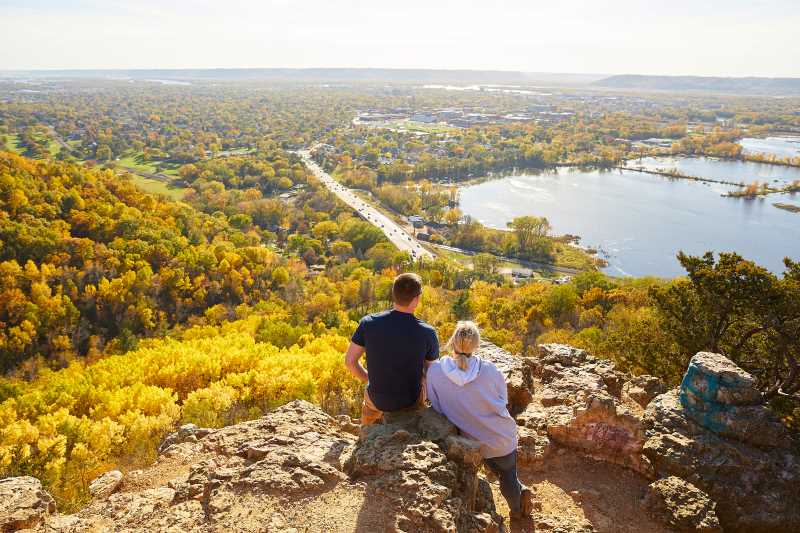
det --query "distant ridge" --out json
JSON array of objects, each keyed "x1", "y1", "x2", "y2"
[
  {"x1": 594, "y1": 74, "x2": 800, "y2": 95},
  {"x1": 0, "y1": 67, "x2": 604, "y2": 86}
]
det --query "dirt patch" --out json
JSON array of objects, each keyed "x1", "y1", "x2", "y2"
[
  {"x1": 489, "y1": 453, "x2": 669, "y2": 533},
  {"x1": 277, "y1": 482, "x2": 397, "y2": 532}
]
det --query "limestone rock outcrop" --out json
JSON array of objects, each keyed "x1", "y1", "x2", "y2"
[
  {"x1": 157, "y1": 422, "x2": 213, "y2": 454},
  {"x1": 346, "y1": 408, "x2": 502, "y2": 532},
  {"x1": 643, "y1": 389, "x2": 800, "y2": 532},
  {"x1": 3, "y1": 341, "x2": 798, "y2": 533},
  {"x1": 641, "y1": 351, "x2": 800, "y2": 532},
  {"x1": 0, "y1": 477, "x2": 56, "y2": 532},
  {"x1": 623, "y1": 374, "x2": 666, "y2": 408},
  {"x1": 515, "y1": 343, "x2": 654, "y2": 476},
  {"x1": 642, "y1": 476, "x2": 721, "y2": 533},
  {"x1": 88, "y1": 470, "x2": 123, "y2": 500},
  {"x1": 477, "y1": 341, "x2": 534, "y2": 416},
  {"x1": 679, "y1": 351, "x2": 791, "y2": 448},
  {"x1": 3, "y1": 400, "x2": 501, "y2": 532}
]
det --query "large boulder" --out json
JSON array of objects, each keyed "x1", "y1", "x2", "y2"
[
  {"x1": 623, "y1": 374, "x2": 666, "y2": 408},
  {"x1": 642, "y1": 476, "x2": 722, "y2": 533},
  {"x1": 477, "y1": 341, "x2": 534, "y2": 415},
  {"x1": 346, "y1": 407, "x2": 503, "y2": 532},
  {"x1": 0, "y1": 476, "x2": 56, "y2": 532},
  {"x1": 643, "y1": 390, "x2": 800, "y2": 532},
  {"x1": 89, "y1": 470, "x2": 123, "y2": 500},
  {"x1": 681, "y1": 351, "x2": 761, "y2": 405},
  {"x1": 679, "y1": 352, "x2": 791, "y2": 449},
  {"x1": 516, "y1": 344, "x2": 652, "y2": 476}
]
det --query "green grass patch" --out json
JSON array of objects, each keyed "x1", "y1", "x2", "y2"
[
  {"x1": 552, "y1": 243, "x2": 600, "y2": 271},
  {"x1": 117, "y1": 152, "x2": 182, "y2": 176},
  {"x1": 431, "y1": 247, "x2": 471, "y2": 266},
  {"x1": 215, "y1": 147, "x2": 255, "y2": 157},
  {"x1": 3, "y1": 132, "x2": 64, "y2": 158},
  {"x1": 2, "y1": 134, "x2": 24, "y2": 155},
  {"x1": 44, "y1": 138, "x2": 61, "y2": 156},
  {"x1": 127, "y1": 173, "x2": 186, "y2": 200}
]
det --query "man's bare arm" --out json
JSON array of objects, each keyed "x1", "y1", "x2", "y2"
[{"x1": 344, "y1": 342, "x2": 368, "y2": 384}]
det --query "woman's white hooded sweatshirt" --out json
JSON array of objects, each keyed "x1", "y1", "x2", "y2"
[{"x1": 426, "y1": 356, "x2": 518, "y2": 458}]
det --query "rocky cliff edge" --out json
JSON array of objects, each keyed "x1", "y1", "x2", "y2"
[{"x1": 2, "y1": 342, "x2": 798, "y2": 533}]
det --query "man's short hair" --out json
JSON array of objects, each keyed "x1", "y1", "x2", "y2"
[{"x1": 392, "y1": 273, "x2": 423, "y2": 306}]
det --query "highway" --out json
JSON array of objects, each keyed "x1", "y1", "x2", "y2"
[{"x1": 297, "y1": 150, "x2": 435, "y2": 261}]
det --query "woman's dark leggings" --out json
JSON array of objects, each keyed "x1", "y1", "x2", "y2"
[{"x1": 484, "y1": 450, "x2": 523, "y2": 515}]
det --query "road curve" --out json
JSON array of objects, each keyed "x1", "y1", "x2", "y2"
[{"x1": 297, "y1": 150, "x2": 435, "y2": 261}]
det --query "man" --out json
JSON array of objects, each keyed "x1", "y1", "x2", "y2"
[{"x1": 344, "y1": 272, "x2": 439, "y2": 425}]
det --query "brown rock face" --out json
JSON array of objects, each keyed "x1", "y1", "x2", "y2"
[
  {"x1": 516, "y1": 344, "x2": 654, "y2": 477},
  {"x1": 18, "y1": 400, "x2": 502, "y2": 532},
  {"x1": 0, "y1": 476, "x2": 56, "y2": 532},
  {"x1": 88, "y1": 470, "x2": 123, "y2": 500},
  {"x1": 622, "y1": 375, "x2": 666, "y2": 408},
  {"x1": 476, "y1": 341, "x2": 534, "y2": 416},
  {"x1": 680, "y1": 351, "x2": 791, "y2": 449},
  {"x1": 346, "y1": 408, "x2": 503, "y2": 532},
  {"x1": 643, "y1": 391, "x2": 800, "y2": 533},
  {"x1": 642, "y1": 476, "x2": 722, "y2": 533}
]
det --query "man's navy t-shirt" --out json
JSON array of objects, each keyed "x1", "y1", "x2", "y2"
[{"x1": 351, "y1": 310, "x2": 439, "y2": 412}]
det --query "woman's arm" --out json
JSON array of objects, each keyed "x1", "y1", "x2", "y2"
[
  {"x1": 495, "y1": 367, "x2": 509, "y2": 408},
  {"x1": 426, "y1": 372, "x2": 442, "y2": 414}
]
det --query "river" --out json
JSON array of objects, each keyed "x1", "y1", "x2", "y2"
[
  {"x1": 740, "y1": 136, "x2": 800, "y2": 159},
  {"x1": 627, "y1": 155, "x2": 800, "y2": 186},
  {"x1": 458, "y1": 162, "x2": 800, "y2": 278}
]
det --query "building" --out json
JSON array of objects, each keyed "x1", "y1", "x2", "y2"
[
  {"x1": 409, "y1": 113, "x2": 437, "y2": 124},
  {"x1": 408, "y1": 215, "x2": 424, "y2": 228}
]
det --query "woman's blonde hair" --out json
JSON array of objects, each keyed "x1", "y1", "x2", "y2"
[{"x1": 445, "y1": 321, "x2": 481, "y2": 370}]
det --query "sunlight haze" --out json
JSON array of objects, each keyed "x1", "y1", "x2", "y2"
[{"x1": 2, "y1": 0, "x2": 799, "y2": 76}]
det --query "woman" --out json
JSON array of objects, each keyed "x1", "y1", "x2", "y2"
[{"x1": 426, "y1": 321, "x2": 534, "y2": 520}]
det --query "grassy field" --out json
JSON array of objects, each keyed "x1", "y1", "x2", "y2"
[
  {"x1": 127, "y1": 173, "x2": 186, "y2": 200},
  {"x1": 361, "y1": 119, "x2": 458, "y2": 135},
  {"x1": 397, "y1": 120, "x2": 459, "y2": 134},
  {"x1": 553, "y1": 243, "x2": 601, "y2": 270},
  {"x1": 41, "y1": 134, "x2": 61, "y2": 156},
  {"x1": 2, "y1": 134, "x2": 24, "y2": 155},
  {"x1": 117, "y1": 152, "x2": 182, "y2": 176},
  {"x1": 2, "y1": 133, "x2": 60, "y2": 157},
  {"x1": 215, "y1": 147, "x2": 255, "y2": 157}
]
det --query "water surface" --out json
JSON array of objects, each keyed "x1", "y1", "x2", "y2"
[
  {"x1": 627, "y1": 156, "x2": 800, "y2": 186},
  {"x1": 459, "y1": 166, "x2": 799, "y2": 278},
  {"x1": 740, "y1": 137, "x2": 800, "y2": 159}
]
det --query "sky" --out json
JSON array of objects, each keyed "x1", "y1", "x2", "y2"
[{"x1": 1, "y1": 0, "x2": 798, "y2": 77}]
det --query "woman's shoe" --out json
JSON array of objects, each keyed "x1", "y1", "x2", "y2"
[{"x1": 520, "y1": 486, "x2": 536, "y2": 517}]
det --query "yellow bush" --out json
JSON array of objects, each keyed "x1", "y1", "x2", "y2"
[{"x1": 0, "y1": 320, "x2": 361, "y2": 509}]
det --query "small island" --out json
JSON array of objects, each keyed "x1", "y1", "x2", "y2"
[{"x1": 774, "y1": 202, "x2": 800, "y2": 213}]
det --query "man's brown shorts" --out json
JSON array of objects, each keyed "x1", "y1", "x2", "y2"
[{"x1": 361, "y1": 378, "x2": 427, "y2": 425}]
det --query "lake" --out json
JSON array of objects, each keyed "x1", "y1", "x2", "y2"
[
  {"x1": 626, "y1": 156, "x2": 800, "y2": 186},
  {"x1": 740, "y1": 136, "x2": 800, "y2": 159},
  {"x1": 458, "y1": 163, "x2": 800, "y2": 278}
]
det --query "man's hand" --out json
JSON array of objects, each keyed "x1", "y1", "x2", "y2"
[{"x1": 344, "y1": 342, "x2": 369, "y2": 384}]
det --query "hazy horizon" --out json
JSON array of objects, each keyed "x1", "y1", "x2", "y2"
[{"x1": 2, "y1": 0, "x2": 799, "y2": 78}]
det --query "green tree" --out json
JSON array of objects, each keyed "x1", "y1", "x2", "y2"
[
  {"x1": 508, "y1": 216, "x2": 553, "y2": 260},
  {"x1": 652, "y1": 252, "x2": 800, "y2": 402}
]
